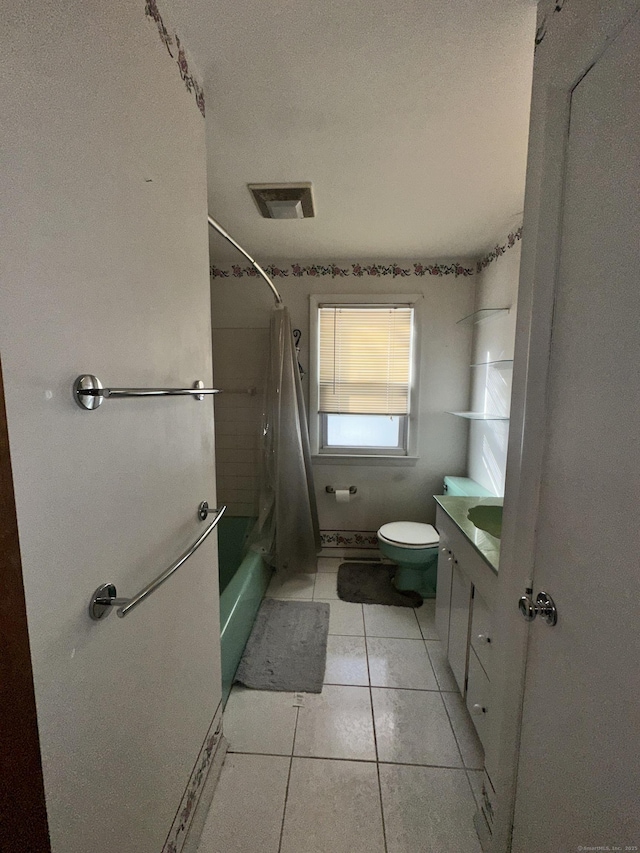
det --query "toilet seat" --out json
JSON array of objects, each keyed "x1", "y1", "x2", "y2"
[{"x1": 377, "y1": 521, "x2": 439, "y2": 550}]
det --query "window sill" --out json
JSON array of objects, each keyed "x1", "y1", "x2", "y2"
[{"x1": 312, "y1": 454, "x2": 419, "y2": 467}]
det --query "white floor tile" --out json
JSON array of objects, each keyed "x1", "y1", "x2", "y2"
[
  {"x1": 425, "y1": 640, "x2": 459, "y2": 691},
  {"x1": 294, "y1": 685, "x2": 376, "y2": 761},
  {"x1": 317, "y1": 556, "x2": 341, "y2": 572},
  {"x1": 379, "y1": 763, "x2": 482, "y2": 853},
  {"x1": 414, "y1": 599, "x2": 440, "y2": 640},
  {"x1": 316, "y1": 599, "x2": 365, "y2": 636},
  {"x1": 442, "y1": 691, "x2": 485, "y2": 770},
  {"x1": 367, "y1": 638, "x2": 438, "y2": 690},
  {"x1": 313, "y1": 573, "x2": 339, "y2": 599},
  {"x1": 372, "y1": 688, "x2": 462, "y2": 767},
  {"x1": 324, "y1": 636, "x2": 369, "y2": 686},
  {"x1": 197, "y1": 753, "x2": 289, "y2": 853},
  {"x1": 224, "y1": 687, "x2": 298, "y2": 755},
  {"x1": 363, "y1": 604, "x2": 422, "y2": 639},
  {"x1": 265, "y1": 573, "x2": 316, "y2": 600},
  {"x1": 280, "y1": 758, "x2": 385, "y2": 853},
  {"x1": 467, "y1": 769, "x2": 484, "y2": 810}
]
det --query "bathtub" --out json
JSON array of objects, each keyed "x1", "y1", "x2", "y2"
[{"x1": 218, "y1": 516, "x2": 272, "y2": 705}]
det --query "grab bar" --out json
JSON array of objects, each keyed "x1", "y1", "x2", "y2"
[
  {"x1": 74, "y1": 375, "x2": 222, "y2": 410},
  {"x1": 89, "y1": 504, "x2": 226, "y2": 620}
]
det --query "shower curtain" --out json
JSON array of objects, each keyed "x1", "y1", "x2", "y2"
[{"x1": 250, "y1": 306, "x2": 321, "y2": 574}]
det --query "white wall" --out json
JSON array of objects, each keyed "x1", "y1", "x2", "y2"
[
  {"x1": 1, "y1": 3, "x2": 219, "y2": 851},
  {"x1": 467, "y1": 223, "x2": 522, "y2": 495},
  {"x1": 210, "y1": 265, "x2": 475, "y2": 532}
]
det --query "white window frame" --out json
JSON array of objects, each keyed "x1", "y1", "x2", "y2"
[
  {"x1": 320, "y1": 413, "x2": 408, "y2": 456},
  {"x1": 309, "y1": 293, "x2": 421, "y2": 463}
]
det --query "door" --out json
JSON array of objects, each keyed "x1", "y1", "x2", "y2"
[
  {"x1": 500, "y1": 7, "x2": 640, "y2": 851},
  {"x1": 0, "y1": 358, "x2": 51, "y2": 853}
]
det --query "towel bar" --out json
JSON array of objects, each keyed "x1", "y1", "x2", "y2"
[{"x1": 74, "y1": 375, "x2": 222, "y2": 410}]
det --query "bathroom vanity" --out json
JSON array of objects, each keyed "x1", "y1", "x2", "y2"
[{"x1": 434, "y1": 496, "x2": 501, "y2": 754}]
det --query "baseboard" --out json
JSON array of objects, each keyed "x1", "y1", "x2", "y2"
[
  {"x1": 162, "y1": 704, "x2": 225, "y2": 853},
  {"x1": 320, "y1": 548, "x2": 384, "y2": 560}
]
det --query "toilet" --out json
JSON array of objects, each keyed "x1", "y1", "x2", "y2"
[{"x1": 376, "y1": 521, "x2": 440, "y2": 599}]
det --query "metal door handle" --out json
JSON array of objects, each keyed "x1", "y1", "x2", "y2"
[{"x1": 518, "y1": 590, "x2": 557, "y2": 626}]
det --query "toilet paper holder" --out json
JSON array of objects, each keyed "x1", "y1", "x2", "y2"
[{"x1": 326, "y1": 485, "x2": 357, "y2": 495}]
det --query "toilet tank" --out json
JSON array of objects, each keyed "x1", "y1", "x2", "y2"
[{"x1": 443, "y1": 476, "x2": 494, "y2": 497}]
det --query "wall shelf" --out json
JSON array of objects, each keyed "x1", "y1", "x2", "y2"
[
  {"x1": 447, "y1": 411, "x2": 510, "y2": 421},
  {"x1": 457, "y1": 308, "x2": 510, "y2": 326}
]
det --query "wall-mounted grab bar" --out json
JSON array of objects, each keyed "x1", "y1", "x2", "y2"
[
  {"x1": 89, "y1": 504, "x2": 226, "y2": 620},
  {"x1": 74, "y1": 375, "x2": 222, "y2": 410}
]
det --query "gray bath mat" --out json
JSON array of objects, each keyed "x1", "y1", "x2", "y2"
[
  {"x1": 337, "y1": 562, "x2": 423, "y2": 608},
  {"x1": 235, "y1": 599, "x2": 330, "y2": 693}
]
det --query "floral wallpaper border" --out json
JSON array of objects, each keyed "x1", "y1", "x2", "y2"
[
  {"x1": 476, "y1": 226, "x2": 523, "y2": 273},
  {"x1": 210, "y1": 227, "x2": 522, "y2": 281},
  {"x1": 211, "y1": 261, "x2": 475, "y2": 280},
  {"x1": 145, "y1": 0, "x2": 205, "y2": 117},
  {"x1": 162, "y1": 705, "x2": 223, "y2": 853},
  {"x1": 321, "y1": 530, "x2": 379, "y2": 549}
]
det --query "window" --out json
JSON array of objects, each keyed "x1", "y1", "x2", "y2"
[{"x1": 310, "y1": 298, "x2": 416, "y2": 456}]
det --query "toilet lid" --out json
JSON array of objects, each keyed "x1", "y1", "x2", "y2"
[{"x1": 378, "y1": 521, "x2": 439, "y2": 547}]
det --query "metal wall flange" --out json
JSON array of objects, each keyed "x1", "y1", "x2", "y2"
[
  {"x1": 325, "y1": 486, "x2": 357, "y2": 495},
  {"x1": 74, "y1": 374, "x2": 104, "y2": 410},
  {"x1": 89, "y1": 583, "x2": 118, "y2": 620}
]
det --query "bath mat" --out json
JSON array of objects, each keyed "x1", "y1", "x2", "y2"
[
  {"x1": 235, "y1": 599, "x2": 330, "y2": 693},
  {"x1": 337, "y1": 562, "x2": 423, "y2": 608}
]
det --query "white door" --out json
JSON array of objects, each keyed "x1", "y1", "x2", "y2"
[{"x1": 503, "y1": 8, "x2": 640, "y2": 851}]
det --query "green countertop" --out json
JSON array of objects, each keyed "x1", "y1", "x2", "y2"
[{"x1": 434, "y1": 495, "x2": 503, "y2": 573}]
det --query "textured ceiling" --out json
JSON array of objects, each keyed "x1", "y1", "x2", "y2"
[{"x1": 171, "y1": 0, "x2": 537, "y2": 263}]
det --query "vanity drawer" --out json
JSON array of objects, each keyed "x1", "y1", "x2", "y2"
[
  {"x1": 466, "y1": 647, "x2": 491, "y2": 750},
  {"x1": 470, "y1": 591, "x2": 492, "y2": 678}
]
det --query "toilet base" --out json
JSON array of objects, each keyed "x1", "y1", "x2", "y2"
[{"x1": 391, "y1": 555, "x2": 438, "y2": 599}]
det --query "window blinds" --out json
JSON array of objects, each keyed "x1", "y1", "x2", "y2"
[{"x1": 318, "y1": 306, "x2": 413, "y2": 415}]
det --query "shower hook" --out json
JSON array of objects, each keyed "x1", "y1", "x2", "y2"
[{"x1": 292, "y1": 328, "x2": 305, "y2": 378}]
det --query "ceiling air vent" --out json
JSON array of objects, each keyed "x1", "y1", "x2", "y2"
[{"x1": 248, "y1": 183, "x2": 315, "y2": 219}]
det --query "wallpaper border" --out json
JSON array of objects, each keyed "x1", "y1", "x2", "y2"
[
  {"x1": 162, "y1": 704, "x2": 223, "y2": 853},
  {"x1": 145, "y1": 0, "x2": 205, "y2": 117},
  {"x1": 210, "y1": 226, "x2": 523, "y2": 280},
  {"x1": 321, "y1": 530, "x2": 379, "y2": 549}
]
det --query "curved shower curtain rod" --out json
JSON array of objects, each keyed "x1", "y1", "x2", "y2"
[{"x1": 207, "y1": 215, "x2": 283, "y2": 305}]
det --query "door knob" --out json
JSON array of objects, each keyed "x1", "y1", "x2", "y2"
[{"x1": 518, "y1": 590, "x2": 558, "y2": 626}]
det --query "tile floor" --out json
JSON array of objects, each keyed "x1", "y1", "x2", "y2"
[{"x1": 198, "y1": 558, "x2": 484, "y2": 853}]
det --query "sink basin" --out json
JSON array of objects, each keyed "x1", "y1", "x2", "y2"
[{"x1": 467, "y1": 505, "x2": 503, "y2": 540}]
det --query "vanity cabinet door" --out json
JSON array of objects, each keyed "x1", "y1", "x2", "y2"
[
  {"x1": 466, "y1": 647, "x2": 491, "y2": 750},
  {"x1": 435, "y1": 533, "x2": 453, "y2": 652},
  {"x1": 470, "y1": 591, "x2": 493, "y2": 678},
  {"x1": 447, "y1": 561, "x2": 472, "y2": 695}
]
